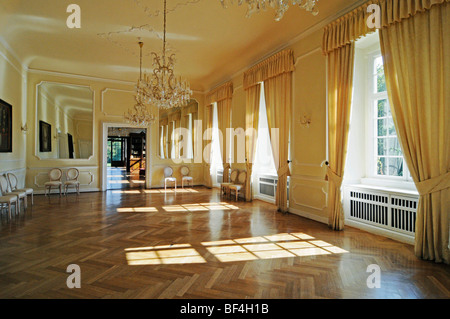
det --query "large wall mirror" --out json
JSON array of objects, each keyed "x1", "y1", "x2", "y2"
[
  {"x1": 158, "y1": 99, "x2": 198, "y2": 160},
  {"x1": 36, "y1": 82, "x2": 94, "y2": 160}
]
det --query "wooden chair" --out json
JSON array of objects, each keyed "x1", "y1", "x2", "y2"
[
  {"x1": 229, "y1": 171, "x2": 247, "y2": 201},
  {"x1": 44, "y1": 168, "x2": 63, "y2": 196},
  {"x1": 0, "y1": 192, "x2": 18, "y2": 220},
  {"x1": 164, "y1": 167, "x2": 177, "y2": 191},
  {"x1": 220, "y1": 169, "x2": 239, "y2": 198},
  {"x1": 0, "y1": 174, "x2": 27, "y2": 211},
  {"x1": 64, "y1": 168, "x2": 80, "y2": 195},
  {"x1": 7, "y1": 172, "x2": 34, "y2": 205},
  {"x1": 180, "y1": 166, "x2": 193, "y2": 188}
]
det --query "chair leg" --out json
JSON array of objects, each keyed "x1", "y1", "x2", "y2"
[{"x1": 24, "y1": 196, "x2": 28, "y2": 209}]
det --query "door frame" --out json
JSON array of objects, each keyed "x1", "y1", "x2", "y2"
[{"x1": 101, "y1": 122, "x2": 152, "y2": 191}]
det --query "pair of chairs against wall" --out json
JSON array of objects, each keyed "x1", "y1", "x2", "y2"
[
  {"x1": 164, "y1": 166, "x2": 193, "y2": 190},
  {"x1": 44, "y1": 168, "x2": 80, "y2": 196},
  {"x1": 220, "y1": 169, "x2": 247, "y2": 201},
  {"x1": 0, "y1": 173, "x2": 34, "y2": 219}
]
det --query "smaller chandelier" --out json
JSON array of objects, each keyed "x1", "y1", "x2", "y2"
[
  {"x1": 125, "y1": 41, "x2": 156, "y2": 126},
  {"x1": 137, "y1": 0, "x2": 192, "y2": 110},
  {"x1": 219, "y1": 0, "x2": 319, "y2": 21}
]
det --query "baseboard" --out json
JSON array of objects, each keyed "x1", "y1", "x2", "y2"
[
  {"x1": 345, "y1": 219, "x2": 415, "y2": 245},
  {"x1": 34, "y1": 188, "x2": 100, "y2": 195},
  {"x1": 288, "y1": 207, "x2": 328, "y2": 225}
]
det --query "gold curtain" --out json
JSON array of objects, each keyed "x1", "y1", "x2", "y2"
[
  {"x1": 326, "y1": 43, "x2": 355, "y2": 231},
  {"x1": 322, "y1": 0, "x2": 449, "y2": 55},
  {"x1": 379, "y1": 2, "x2": 449, "y2": 263},
  {"x1": 244, "y1": 49, "x2": 295, "y2": 90},
  {"x1": 264, "y1": 73, "x2": 293, "y2": 213},
  {"x1": 243, "y1": 49, "x2": 294, "y2": 204},
  {"x1": 244, "y1": 84, "x2": 261, "y2": 201},
  {"x1": 207, "y1": 82, "x2": 233, "y2": 183}
]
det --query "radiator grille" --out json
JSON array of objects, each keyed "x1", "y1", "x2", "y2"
[{"x1": 348, "y1": 189, "x2": 418, "y2": 234}]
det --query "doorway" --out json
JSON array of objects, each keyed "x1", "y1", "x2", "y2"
[{"x1": 105, "y1": 126, "x2": 149, "y2": 190}]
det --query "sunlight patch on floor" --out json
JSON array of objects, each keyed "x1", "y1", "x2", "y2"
[
  {"x1": 125, "y1": 244, "x2": 207, "y2": 265},
  {"x1": 162, "y1": 202, "x2": 240, "y2": 212},
  {"x1": 125, "y1": 233, "x2": 349, "y2": 266}
]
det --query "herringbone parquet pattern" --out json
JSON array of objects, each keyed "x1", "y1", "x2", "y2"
[{"x1": 0, "y1": 187, "x2": 448, "y2": 299}]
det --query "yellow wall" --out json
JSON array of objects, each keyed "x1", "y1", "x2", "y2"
[
  {"x1": 24, "y1": 71, "x2": 206, "y2": 193},
  {"x1": 0, "y1": 41, "x2": 27, "y2": 188}
]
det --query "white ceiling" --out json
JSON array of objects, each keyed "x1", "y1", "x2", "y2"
[{"x1": 0, "y1": 0, "x2": 365, "y2": 91}]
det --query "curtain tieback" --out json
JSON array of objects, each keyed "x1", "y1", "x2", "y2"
[
  {"x1": 223, "y1": 163, "x2": 231, "y2": 170},
  {"x1": 277, "y1": 164, "x2": 291, "y2": 178},
  {"x1": 415, "y1": 172, "x2": 450, "y2": 196},
  {"x1": 326, "y1": 167, "x2": 343, "y2": 187}
]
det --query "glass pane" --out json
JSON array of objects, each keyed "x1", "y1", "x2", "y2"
[
  {"x1": 387, "y1": 137, "x2": 403, "y2": 156},
  {"x1": 107, "y1": 141, "x2": 111, "y2": 164},
  {"x1": 377, "y1": 119, "x2": 387, "y2": 137},
  {"x1": 112, "y1": 141, "x2": 122, "y2": 162},
  {"x1": 374, "y1": 56, "x2": 386, "y2": 93},
  {"x1": 377, "y1": 99, "x2": 388, "y2": 118},
  {"x1": 377, "y1": 138, "x2": 386, "y2": 156},
  {"x1": 388, "y1": 157, "x2": 404, "y2": 177},
  {"x1": 388, "y1": 118, "x2": 396, "y2": 136},
  {"x1": 377, "y1": 157, "x2": 387, "y2": 176}
]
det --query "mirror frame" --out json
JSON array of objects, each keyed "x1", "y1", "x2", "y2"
[
  {"x1": 34, "y1": 81, "x2": 95, "y2": 161},
  {"x1": 156, "y1": 98, "x2": 199, "y2": 161}
]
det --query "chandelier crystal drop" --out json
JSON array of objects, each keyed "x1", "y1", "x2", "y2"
[
  {"x1": 125, "y1": 41, "x2": 156, "y2": 126},
  {"x1": 137, "y1": 0, "x2": 192, "y2": 110},
  {"x1": 219, "y1": 0, "x2": 319, "y2": 21}
]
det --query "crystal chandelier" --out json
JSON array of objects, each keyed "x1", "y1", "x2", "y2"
[
  {"x1": 125, "y1": 41, "x2": 156, "y2": 126},
  {"x1": 219, "y1": 0, "x2": 319, "y2": 21},
  {"x1": 137, "y1": 0, "x2": 192, "y2": 110}
]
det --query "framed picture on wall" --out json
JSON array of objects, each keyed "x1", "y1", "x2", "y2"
[
  {"x1": 0, "y1": 99, "x2": 12, "y2": 153},
  {"x1": 39, "y1": 120, "x2": 52, "y2": 152}
]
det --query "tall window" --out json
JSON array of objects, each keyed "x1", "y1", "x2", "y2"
[
  {"x1": 368, "y1": 53, "x2": 409, "y2": 179},
  {"x1": 210, "y1": 102, "x2": 223, "y2": 186},
  {"x1": 253, "y1": 82, "x2": 278, "y2": 201},
  {"x1": 186, "y1": 113, "x2": 194, "y2": 159}
]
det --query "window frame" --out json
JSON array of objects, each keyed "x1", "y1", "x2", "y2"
[{"x1": 366, "y1": 50, "x2": 412, "y2": 182}]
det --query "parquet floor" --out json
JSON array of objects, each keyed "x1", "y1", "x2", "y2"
[{"x1": 0, "y1": 187, "x2": 448, "y2": 299}]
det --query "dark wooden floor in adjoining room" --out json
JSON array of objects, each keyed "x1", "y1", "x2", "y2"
[{"x1": 0, "y1": 187, "x2": 448, "y2": 299}]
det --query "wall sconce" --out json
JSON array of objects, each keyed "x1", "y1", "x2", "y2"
[
  {"x1": 300, "y1": 114, "x2": 312, "y2": 128},
  {"x1": 21, "y1": 124, "x2": 28, "y2": 134}
]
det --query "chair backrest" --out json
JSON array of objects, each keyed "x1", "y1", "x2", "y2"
[
  {"x1": 66, "y1": 168, "x2": 79, "y2": 181},
  {"x1": 230, "y1": 169, "x2": 239, "y2": 183},
  {"x1": 6, "y1": 173, "x2": 18, "y2": 191},
  {"x1": 180, "y1": 166, "x2": 189, "y2": 176},
  {"x1": 237, "y1": 171, "x2": 247, "y2": 185},
  {"x1": 164, "y1": 167, "x2": 173, "y2": 177},
  {"x1": 0, "y1": 175, "x2": 9, "y2": 195},
  {"x1": 49, "y1": 168, "x2": 63, "y2": 181}
]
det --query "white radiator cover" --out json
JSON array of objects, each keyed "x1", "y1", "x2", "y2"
[{"x1": 343, "y1": 185, "x2": 419, "y2": 244}]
